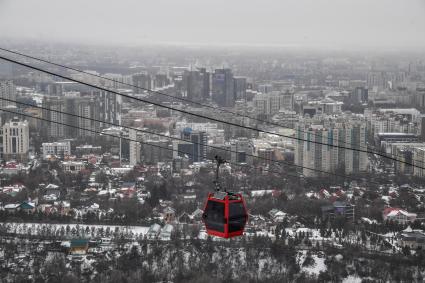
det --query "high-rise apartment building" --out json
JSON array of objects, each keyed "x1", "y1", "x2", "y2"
[
  {"x1": 132, "y1": 73, "x2": 152, "y2": 93},
  {"x1": 295, "y1": 117, "x2": 368, "y2": 177},
  {"x1": 42, "y1": 95, "x2": 98, "y2": 138},
  {"x1": 350, "y1": 87, "x2": 368, "y2": 104},
  {"x1": 42, "y1": 92, "x2": 121, "y2": 139},
  {"x1": 253, "y1": 91, "x2": 294, "y2": 117},
  {"x1": 154, "y1": 74, "x2": 170, "y2": 89},
  {"x1": 129, "y1": 128, "x2": 142, "y2": 166},
  {"x1": 0, "y1": 80, "x2": 16, "y2": 108}
]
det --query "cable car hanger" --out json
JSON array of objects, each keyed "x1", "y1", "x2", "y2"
[
  {"x1": 214, "y1": 155, "x2": 227, "y2": 192},
  {"x1": 202, "y1": 156, "x2": 248, "y2": 238}
]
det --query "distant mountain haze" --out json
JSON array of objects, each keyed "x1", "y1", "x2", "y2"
[{"x1": 0, "y1": 0, "x2": 424, "y2": 50}]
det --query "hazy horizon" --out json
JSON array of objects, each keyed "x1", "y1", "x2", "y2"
[{"x1": 1, "y1": 0, "x2": 424, "y2": 51}]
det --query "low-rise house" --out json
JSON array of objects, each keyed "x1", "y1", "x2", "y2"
[
  {"x1": 38, "y1": 204, "x2": 57, "y2": 214},
  {"x1": 119, "y1": 187, "x2": 136, "y2": 198},
  {"x1": 397, "y1": 226, "x2": 425, "y2": 249},
  {"x1": 163, "y1": 207, "x2": 176, "y2": 223},
  {"x1": 383, "y1": 207, "x2": 417, "y2": 224},
  {"x1": 321, "y1": 201, "x2": 355, "y2": 221},
  {"x1": 45, "y1": 183, "x2": 59, "y2": 190},
  {"x1": 147, "y1": 223, "x2": 161, "y2": 239},
  {"x1": 70, "y1": 239, "x2": 89, "y2": 255},
  {"x1": 19, "y1": 202, "x2": 36, "y2": 213},
  {"x1": 159, "y1": 224, "x2": 174, "y2": 241},
  {"x1": 178, "y1": 212, "x2": 192, "y2": 224},
  {"x1": 1, "y1": 184, "x2": 25, "y2": 196},
  {"x1": 191, "y1": 208, "x2": 204, "y2": 222},
  {"x1": 4, "y1": 203, "x2": 20, "y2": 212},
  {"x1": 268, "y1": 209, "x2": 287, "y2": 222},
  {"x1": 1, "y1": 162, "x2": 27, "y2": 175},
  {"x1": 55, "y1": 201, "x2": 71, "y2": 215},
  {"x1": 247, "y1": 214, "x2": 268, "y2": 230}
]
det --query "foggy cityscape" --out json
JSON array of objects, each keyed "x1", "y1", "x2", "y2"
[{"x1": 0, "y1": 0, "x2": 425, "y2": 282}]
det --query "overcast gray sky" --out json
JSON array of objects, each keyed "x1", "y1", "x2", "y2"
[{"x1": 0, "y1": 0, "x2": 424, "y2": 49}]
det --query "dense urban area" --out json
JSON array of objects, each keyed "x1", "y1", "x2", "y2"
[{"x1": 0, "y1": 40, "x2": 424, "y2": 282}]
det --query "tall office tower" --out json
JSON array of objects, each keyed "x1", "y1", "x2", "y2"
[
  {"x1": 129, "y1": 128, "x2": 142, "y2": 166},
  {"x1": 350, "y1": 87, "x2": 368, "y2": 104},
  {"x1": 2, "y1": 118, "x2": 29, "y2": 162},
  {"x1": 212, "y1": 69, "x2": 235, "y2": 107},
  {"x1": 182, "y1": 68, "x2": 210, "y2": 103},
  {"x1": 142, "y1": 137, "x2": 172, "y2": 164},
  {"x1": 173, "y1": 128, "x2": 207, "y2": 162},
  {"x1": 230, "y1": 138, "x2": 253, "y2": 164},
  {"x1": 295, "y1": 118, "x2": 368, "y2": 177},
  {"x1": 132, "y1": 73, "x2": 152, "y2": 93},
  {"x1": 198, "y1": 68, "x2": 210, "y2": 100},
  {"x1": 182, "y1": 70, "x2": 204, "y2": 103},
  {"x1": 0, "y1": 80, "x2": 16, "y2": 108},
  {"x1": 234, "y1": 77, "x2": 247, "y2": 101}
]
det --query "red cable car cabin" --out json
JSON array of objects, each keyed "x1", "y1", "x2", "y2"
[{"x1": 202, "y1": 191, "x2": 248, "y2": 238}]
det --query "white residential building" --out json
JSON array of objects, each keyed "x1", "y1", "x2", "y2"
[
  {"x1": 174, "y1": 121, "x2": 225, "y2": 144},
  {"x1": 42, "y1": 141, "x2": 71, "y2": 159},
  {"x1": 0, "y1": 80, "x2": 16, "y2": 108},
  {"x1": 383, "y1": 208, "x2": 417, "y2": 224},
  {"x1": 61, "y1": 161, "x2": 86, "y2": 173},
  {"x1": 129, "y1": 128, "x2": 141, "y2": 166},
  {"x1": 295, "y1": 116, "x2": 368, "y2": 177},
  {"x1": 2, "y1": 118, "x2": 29, "y2": 162},
  {"x1": 253, "y1": 91, "x2": 294, "y2": 116},
  {"x1": 413, "y1": 147, "x2": 425, "y2": 177}
]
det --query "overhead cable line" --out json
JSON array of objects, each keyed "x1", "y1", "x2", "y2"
[
  {"x1": 0, "y1": 107, "x2": 306, "y2": 181},
  {"x1": 0, "y1": 55, "x2": 422, "y2": 171},
  {"x1": 0, "y1": 107, "x2": 397, "y2": 186},
  {"x1": 0, "y1": 96, "x2": 364, "y2": 177},
  {"x1": 0, "y1": 47, "x2": 387, "y2": 154}
]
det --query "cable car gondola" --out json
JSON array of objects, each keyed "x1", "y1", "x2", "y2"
[{"x1": 202, "y1": 156, "x2": 248, "y2": 238}]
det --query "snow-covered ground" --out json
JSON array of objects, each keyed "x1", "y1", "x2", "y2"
[
  {"x1": 297, "y1": 250, "x2": 327, "y2": 276},
  {"x1": 343, "y1": 275, "x2": 362, "y2": 283},
  {"x1": 0, "y1": 222, "x2": 150, "y2": 238}
]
